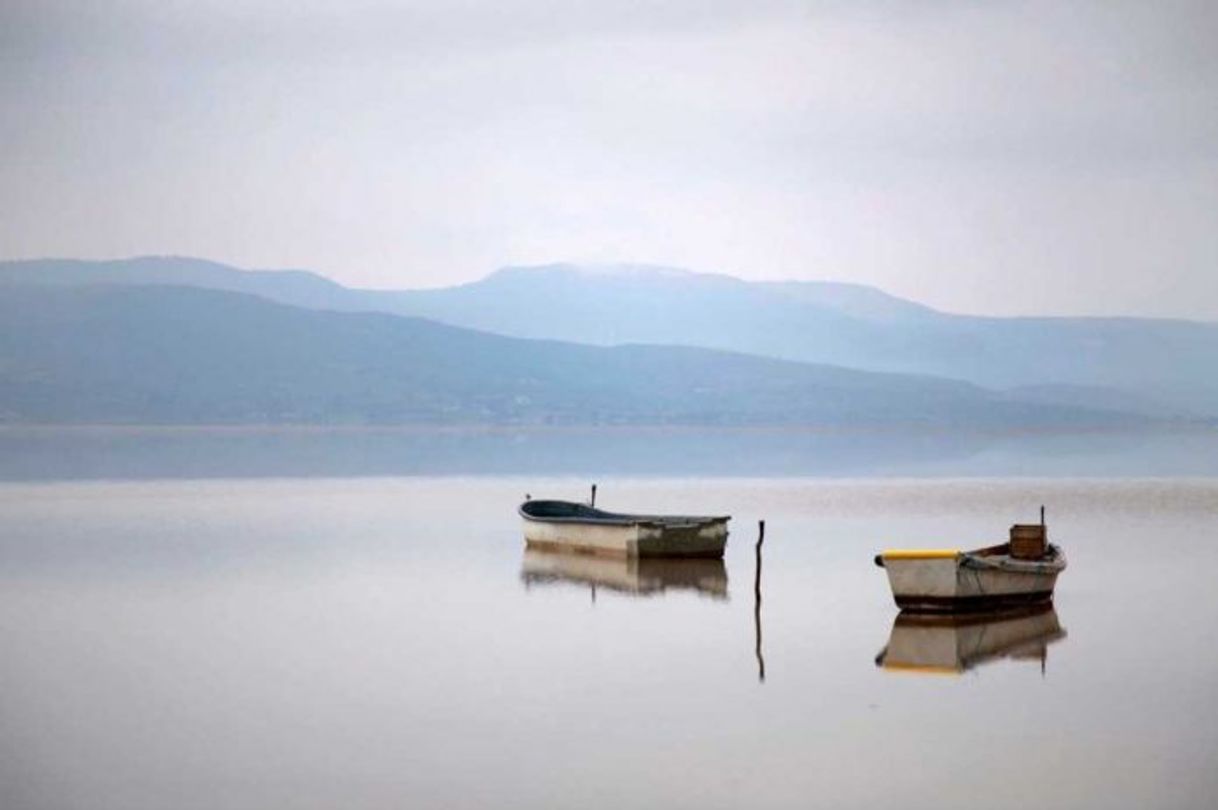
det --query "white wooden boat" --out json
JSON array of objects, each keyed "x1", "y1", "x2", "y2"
[
  {"x1": 875, "y1": 606, "x2": 1066, "y2": 675},
  {"x1": 874, "y1": 523, "x2": 1066, "y2": 612},
  {"x1": 520, "y1": 549, "x2": 728, "y2": 599},
  {"x1": 519, "y1": 499, "x2": 729, "y2": 558}
]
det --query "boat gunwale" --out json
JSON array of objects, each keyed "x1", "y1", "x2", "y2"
[
  {"x1": 878, "y1": 543, "x2": 1066, "y2": 573},
  {"x1": 518, "y1": 499, "x2": 730, "y2": 528},
  {"x1": 960, "y1": 543, "x2": 1067, "y2": 574}
]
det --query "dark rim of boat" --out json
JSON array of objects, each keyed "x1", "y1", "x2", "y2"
[{"x1": 519, "y1": 499, "x2": 729, "y2": 526}]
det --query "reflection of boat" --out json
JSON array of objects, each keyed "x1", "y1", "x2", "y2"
[
  {"x1": 874, "y1": 519, "x2": 1066, "y2": 612},
  {"x1": 875, "y1": 606, "x2": 1066, "y2": 675},
  {"x1": 521, "y1": 549, "x2": 728, "y2": 599},
  {"x1": 520, "y1": 500, "x2": 729, "y2": 558}
]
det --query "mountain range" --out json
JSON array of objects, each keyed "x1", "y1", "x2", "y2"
[{"x1": 1, "y1": 255, "x2": 1213, "y2": 425}]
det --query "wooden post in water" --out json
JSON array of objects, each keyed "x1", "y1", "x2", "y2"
[
  {"x1": 754, "y1": 520, "x2": 765, "y2": 600},
  {"x1": 754, "y1": 519, "x2": 766, "y2": 683}
]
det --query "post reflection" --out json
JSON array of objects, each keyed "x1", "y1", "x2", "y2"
[
  {"x1": 754, "y1": 520, "x2": 765, "y2": 683},
  {"x1": 875, "y1": 606, "x2": 1067, "y2": 676},
  {"x1": 520, "y1": 550, "x2": 728, "y2": 600}
]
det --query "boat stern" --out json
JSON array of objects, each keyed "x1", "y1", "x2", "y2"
[{"x1": 635, "y1": 519, "x2": 729, "y2": 558}]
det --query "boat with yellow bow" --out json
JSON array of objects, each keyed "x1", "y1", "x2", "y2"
[{"x1": 873, "y1": 517, "x2": 1066, "y2": 613}]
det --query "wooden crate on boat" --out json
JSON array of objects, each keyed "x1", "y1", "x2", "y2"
[{"x1": 1009, "y1": 524, "x2": 1047, "y2": 560}]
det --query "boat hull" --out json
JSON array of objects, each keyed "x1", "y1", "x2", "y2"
[
  {"x1": 878, "y1": 548, "x2": 1066, "y2": 613},
  {"x1": 519, "y1": 499, "x2": 730, "y2": 558},
  {"x1": 522, "y1": 518, "x2": 728, "y2": 558}
]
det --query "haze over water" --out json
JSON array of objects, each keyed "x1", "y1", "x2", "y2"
[
  {"x1": 4, "y1": 2, "x2": 1216, "y2": 806},
  {"x1": 3, "y1": 473, "x2": 1215, "y2": 809}
]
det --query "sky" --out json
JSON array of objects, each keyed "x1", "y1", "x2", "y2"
[{"x1": 1, "y1": 0, "x2": 1216, "y2": 318}]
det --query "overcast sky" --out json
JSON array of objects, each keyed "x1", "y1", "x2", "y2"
[{"x1": 2, "y1": 1, "x2": 1215, "y2": 317}]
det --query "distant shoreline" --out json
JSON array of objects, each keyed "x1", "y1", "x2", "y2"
[{"x1": 3, "y1": 423, "x2": 1216, "y2": 482}]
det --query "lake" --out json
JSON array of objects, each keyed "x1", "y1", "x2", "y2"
[{"x1": 2, "y1": 473, "x2": 1216, "y2": 809}]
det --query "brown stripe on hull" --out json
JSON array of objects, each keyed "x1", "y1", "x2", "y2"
[
  {"x1": 894, "y1": 590, "x2": 1055, "y2": 613},
  {"x1": 893, "y1": 603, "x2": 1055, "y2": 627}
]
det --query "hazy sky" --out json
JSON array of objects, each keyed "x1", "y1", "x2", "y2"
[{"x1": 2, "y1": 1, "x2": 1216, "y2": 317}]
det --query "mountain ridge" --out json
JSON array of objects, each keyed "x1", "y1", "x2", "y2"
[
  {"x1": 0, "y1": 281, "x2": 1148, "y2": 428},
  {"x1": 6, "y1": 254, "x2": 1213, "y2": 324},
  {"x1": 3, "y1": 256, "x2": 1215, "y2": 416}
]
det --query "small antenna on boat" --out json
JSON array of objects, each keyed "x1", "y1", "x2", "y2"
[{"x1": 590, "y1": 483, "x2": 597, "y2": 508}]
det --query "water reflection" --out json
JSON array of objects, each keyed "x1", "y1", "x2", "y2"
[
  {"x1": 520, "y1": 550, "x2": 728, "y2": 600},
  {"x1": 875, "y1": 606, "x2": 1067, "y2": 676}
]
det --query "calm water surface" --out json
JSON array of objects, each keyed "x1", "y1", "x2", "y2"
[{"x1": 2, "y1": 477, "x2": 1216, "y2": 809}]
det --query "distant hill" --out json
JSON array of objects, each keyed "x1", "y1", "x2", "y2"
[
  {"x1": 0, "y1": 256, "x2": 348, "y2": 308},
  {"x1": 0, "y1": 283, "x2": 1136, "y2": 427},
  {"x1": 4, "y1": 256, "x2": 1216, "y2": 416},
  {"x1": 364, "y1": 263, "x2": 1218, "y2": 416}
]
